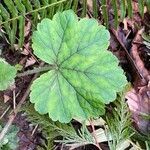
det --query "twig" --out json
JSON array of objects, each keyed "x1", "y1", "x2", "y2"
[
  {"x1": 13, "y1": 90, "x2": 16, "y2": 110},
  {"x1": 31, "y1": 124, "x2": 38, "y2": 137},
  {"x1": 89, "y1": 118, "x2": 102, "y2": 150},
  {"x1": 131, "y1": 28, "x2": 149, "y2": 80},
  {"x1": 68, "y1": 142, "x2": 90, "y2": 150},
  {"x1": 0, "y1": 106, "x2": 11, "y2": 119},
  {"x1": 110, "y1": 28, "x2": 143, "y2": 80},
  {"x1": 0, "y1": 63, "x2": 44, "y2": 142},
  {"x1": 0, "y1": 114, "x2": 15, "y2": 141}
]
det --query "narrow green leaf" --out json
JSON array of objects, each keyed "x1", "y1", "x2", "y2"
[
  {"x1": 0, "y1": 16, "x2": 2, "y2": 23},
  {"x1": 18, "y1": 16, "x2": 25, "y2": 48},
  {"x1": 10, "y1": 20, "x2": 17, "y2": 48},
  {"x1": 112, "y1": 0, "x2": 118, "y2": 29},
  {"x1": 0, "y1": 59, "x2": 17, "y2": 91},
  {"x1": 48, "y1": 0, "x2": 57, "y2": 19},
  {"x1": 3, "y1": 0, "x2": 18, "y2": 17},
  {"x1": 72, "y1": 0, "x2": 78, "y2": 13},
  {"x1": 127, "y1": 0, "x2": 133, "y2": 18},
  {"x1": 33, "y1": 0, "x2": 41, "y2": 9},
  {"x1": 33, "y1": 0, "x2": 41, "y2": 19},
  {"x1": 65, "y1": 0, "x2": 73, "y2": 9},
  {"x1": 101, "y1": 0, "x2": 109, "y2": 28},
  {"x1": 3, "y1": 0, "x2": 18, "y2": 48},
  {"x1": 138, "y1": 0, "x2": 144, "y2": 18},
  {"x1": 142, "y1": 33, "x2": 150, "y2": 43},
  {"x1": 82, "y1": 0, "x2": 87, "y2": 17},
  {"x1": 57, "y1": 2, "x2": 64, "y2": 12},
  {"x1": 143, "y1": 41, "x2": 150, "y2": 47},
  {"x1": 41, "y1": 0, "x2": 49, "y2": 18},
  {"x1": 146, "y1": 0, "x2": 150, "y2": 13},
  {"x1": 0, "y1": 4, "x2": 11, "y2": 42},
  {"x1": 145, "y1": 141, "x2": 150, "y2": 150},
  {"x1": 0, "y1": 4, "x2": 10, "y2": 20},
  {"x1": 120, "y1": 0, "x2": 126, "y2": 20},
  {"x1": 14, "y1": 0, "x2": 26, "y2": 14},
  {"x1": 22, "y1": 0, "x2": 33, "y2": 12},
  {"x1": 31, "y1": 10, "x2": 127, "y2": 123},
  {"x1": 93, "y1": 0, "x2": 98, "y2": 18}
]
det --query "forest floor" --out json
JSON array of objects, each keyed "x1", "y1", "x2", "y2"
[{"x1": 0, "y1": 0, "x2": 150, "y2": 150}]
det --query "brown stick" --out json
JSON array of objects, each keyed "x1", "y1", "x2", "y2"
[
  {"x1": 110, "y1": 28, "x2": 143, "y2": 80},
  {"x1": 131, "y1": 28, "x2": 149, "y2": 80},
  {"x1": 89, "y1": 119, "x2": 102, "y2": 150}
]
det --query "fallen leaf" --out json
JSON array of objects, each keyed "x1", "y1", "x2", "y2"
[
  {"x1": 21, "y1": 43, "x2": 30, "y2": 56},
  {"x1": 4, "y1": 94, "x2": 11, "y2": 103},
  {"x1": 25, "y1": 57, "x2": 36, "y2": 68},
  {"x1": 24, "y1": 19, "x2": 32, "y2": 37},
  {"x1": 126, "y1": 87, "x2": 150, "y2": 133}
]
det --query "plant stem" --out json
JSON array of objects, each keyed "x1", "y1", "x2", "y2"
[
  {"x1": 89, "y1": 118, "x2": 102, "y2": 150},
  {"x1": 17, "y1": 65, "x2": 55, "y2": 77}
]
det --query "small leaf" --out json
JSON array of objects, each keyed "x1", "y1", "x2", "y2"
[
  {"x1": 31, "y1": 10, "x2": 127, "y2": 123},
  {"x1": 0, "y1": 124, "x2": 19, "y2": 149},
  {"x1": 0, "y1": 59, "x2": 17, "y2": 91}
]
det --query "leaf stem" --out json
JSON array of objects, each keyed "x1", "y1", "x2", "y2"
[
  {"x1": 17, "y1": 65, "x2": 55, "y2": 77},
  {"x1": 89, "y1": 118, "x2": 102, "y2": 150}
]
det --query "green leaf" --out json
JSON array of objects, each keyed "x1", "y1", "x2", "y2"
[
  {"x1": 106, "y1": 89, "x2": 133, "y2": 150},
  {"x1": 0, "y1": 59, "x2": 17, "y2": 91},
  {"x1": 0, "y1": 124, "x2": 19, "y2": 150},
  {"x1": 138, "y1": 0, "x2": 144, "y2": 18},
  {"x1": 120, "y1": 0, "x2": 126, "y2": 20},
  {"x1": 31, "y1": 10, "x2": 127, "y2": 123},
  {"x1": 127, "y1": 0, "x2": 133, "y2": 18},
  {"x1": 101, "y1": 0, "x2": 109, "y2": 28}
]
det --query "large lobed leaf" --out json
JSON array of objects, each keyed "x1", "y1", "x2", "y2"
[
  {"x1": 0, "y1": 59, "x2": 17, "y2": 91},
  {"x1": 31, "y1": 10, "x2": 127, "y2": 123}
]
